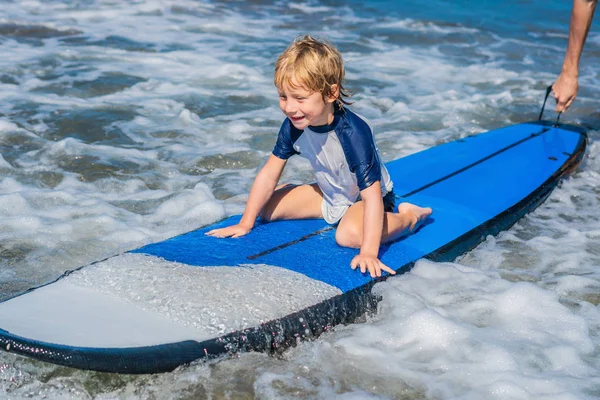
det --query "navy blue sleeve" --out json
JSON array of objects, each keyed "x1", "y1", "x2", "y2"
[
  {"x1": 336, "y1": 111, "x2": 382, "y2": 191},
  {"x1": 272, "y1": 119, "x2": 302, "y2": 160}
]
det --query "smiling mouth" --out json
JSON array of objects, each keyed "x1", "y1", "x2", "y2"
[{"x1": 290, "y1": 116, "x2": 305, "y2": 122}]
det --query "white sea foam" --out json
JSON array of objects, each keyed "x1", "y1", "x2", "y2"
[
  {"x1": 377, "y1": 18, "x2": 480, "y2": 35},
  {"x1": 246, "y1": 260, "x2": 600, "y2": 399},
  {"x1": 0, "y1": 177, "x2": 24, "y2": 193},
  {"x1": 0, "y1": 0, "x2": 599, "y2": 398},
  {"x1": 288, "y1": 3, "x2": 332, "y2": 14},
  {"x1": 0, "y1": 192, "x2": 30, "y2": 216},
  {"x1": 0, "y1": 119, "x2": 20, "y2": 133}
]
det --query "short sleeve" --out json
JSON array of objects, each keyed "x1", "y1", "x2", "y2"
[
  {"x1": 272, "y1": 118, "x2": 302, "y2": 160},
  {"x1": 336, "y1": 112, "x2": 382, "y2": 191}
]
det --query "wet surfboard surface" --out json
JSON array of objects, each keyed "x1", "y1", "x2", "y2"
[{"x1": 0, "y1": 120, "x2": 587, "y2": 373}]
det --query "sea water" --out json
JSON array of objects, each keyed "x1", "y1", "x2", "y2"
[{"x1": 1, "y1": 0, "x2": 599, "y2": 398}]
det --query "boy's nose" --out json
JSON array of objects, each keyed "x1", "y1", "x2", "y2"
[{"x1": 284, "y1": 100, "x2": 297, "y2": 114}]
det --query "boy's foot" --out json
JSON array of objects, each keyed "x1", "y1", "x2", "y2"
[{"x1": 397, "y1": 203, "x2": 433, "y2": 232}]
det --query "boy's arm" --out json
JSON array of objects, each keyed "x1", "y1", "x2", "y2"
[
  {"x1": 206, "y1": 154, "x2": 287, "y2": 238},
  {"x1": 350, "y1": 181, "x2": 396, "y2": 278},
  {"x1": 553, "y1": 0, "x2": 597, "y2": 112}
]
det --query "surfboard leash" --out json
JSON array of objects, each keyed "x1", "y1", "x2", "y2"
[{"x1": 539, "y1": 85, "x2": 563, "y2": 127}]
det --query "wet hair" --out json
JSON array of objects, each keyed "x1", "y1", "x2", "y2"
[{"x1": 274, "y1": 35, "x2": 351, "y2": 106}]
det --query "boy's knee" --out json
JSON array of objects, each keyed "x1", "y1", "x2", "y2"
[{"x1": 335, "y1": 225, "x2": 361, "y2": 248}]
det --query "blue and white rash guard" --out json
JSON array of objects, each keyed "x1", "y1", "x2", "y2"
[{"x1": 272, "y1": 108, "x2": 393, "y2": 224}]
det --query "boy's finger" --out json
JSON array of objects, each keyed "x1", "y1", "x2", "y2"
[
  {"x1": 360, "y1": 262, "x2": 367, "y2": 274},
  {"x1": 371, "y1": 262, "x2": 380, "y2": 278},
  {"x1": 350, "y1": 259, "x2": 357, "y2": 270},
  {"x1": 367, "y1": 265, "x2": 375, "y2": 278},
  {"x1": 380, "y1": 262, "x2": 396, "y2": 275}
]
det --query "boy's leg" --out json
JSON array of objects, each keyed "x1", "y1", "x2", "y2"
[
  {"x1": 336, "y1": 202, "x2": 432, "y2": 248},
  {"x1": 260, "y1": 183, "x2": 324, "y2": 221}
]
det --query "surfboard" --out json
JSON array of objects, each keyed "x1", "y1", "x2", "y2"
[{"x1": 0, "y1": 120, "x2": 587, "y2": 374}]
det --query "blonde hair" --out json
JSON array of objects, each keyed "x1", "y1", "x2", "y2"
[{"x1": 274, "y1": 35, "x2": 351, "y2": 106}]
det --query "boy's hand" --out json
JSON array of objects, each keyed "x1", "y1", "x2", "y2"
[
  {"x1": 350, "y1": 254, "x2": 396, "y2": 278},
  {"x1": 206, "y1": 224, "x2": 252, "y2": 238}
]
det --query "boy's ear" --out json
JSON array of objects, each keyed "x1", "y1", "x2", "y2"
[{"x1": 327, "y1": 84, "x2": 339, "y2": 103}]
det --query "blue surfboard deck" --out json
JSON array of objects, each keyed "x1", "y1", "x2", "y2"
[
  {"x1": 132, "y1": 120, "x2": 586, "y2": 293},
  {"x1": 0, "y1": 120, "x2": 587, "y2": 374}
]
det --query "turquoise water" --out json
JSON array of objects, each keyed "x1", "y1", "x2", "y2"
[{"x1": 1, "y1": 0, "x2": 599, "y2": 398}]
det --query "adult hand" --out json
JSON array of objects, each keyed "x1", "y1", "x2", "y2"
[
  {"x1": 350, "y1": 254, "x2": 396, "y2": 278},
  {"x1": 206, "y1": 224, "x2": 252, "y2": 238},
  {"x1": 552, "y1": 72, "x2": 579, "y2": 112}
]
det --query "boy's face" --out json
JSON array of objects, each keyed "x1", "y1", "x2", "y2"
[{"x1": 278, "y1": 80, "x2": 337, "y2": 130}]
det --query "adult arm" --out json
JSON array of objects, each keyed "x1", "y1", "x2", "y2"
[
  {"x1": 206, "y1": 154, "x2": 286, "y2": 238},
  {"x1": 553, "y1": 0, "x2": 597, "y2": 112}
]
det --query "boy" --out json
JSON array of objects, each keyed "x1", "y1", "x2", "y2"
[{"x1": 207, "y1": 35, "x2": 431, "y2": 278}]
